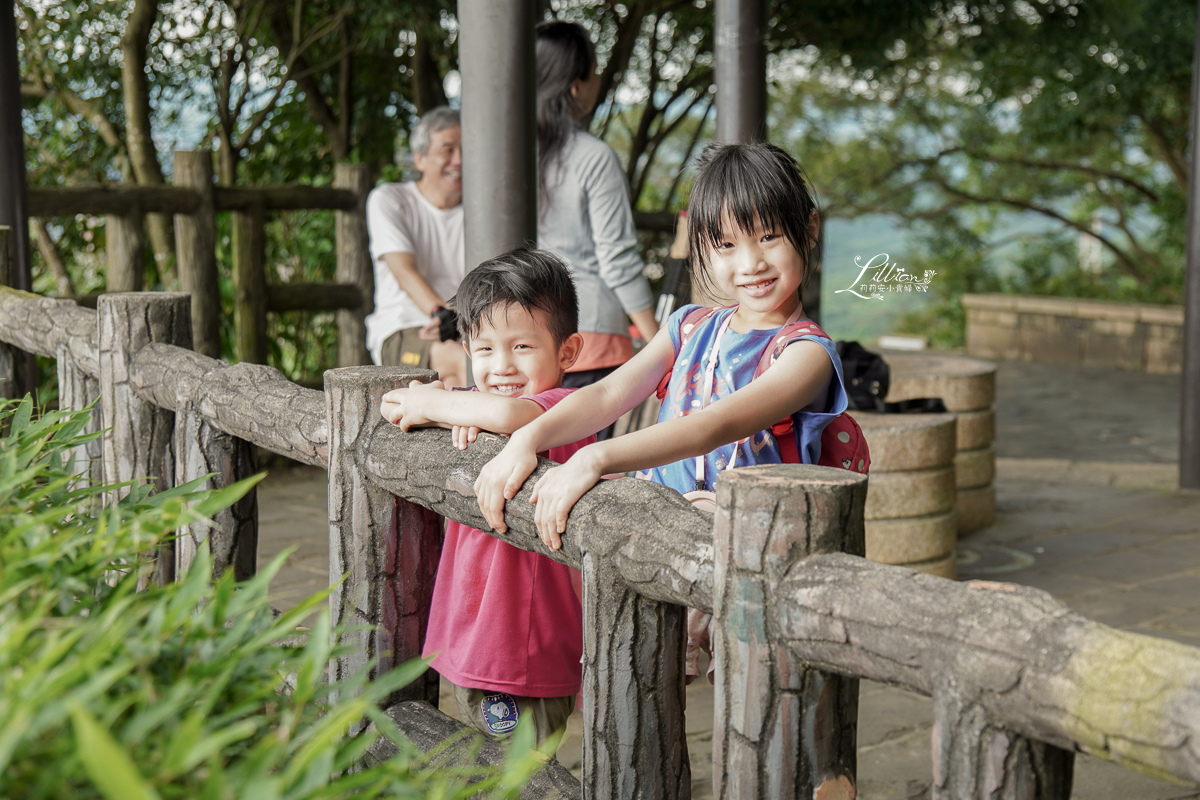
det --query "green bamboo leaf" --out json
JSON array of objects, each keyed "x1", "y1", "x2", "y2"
[{"x1": 68, "y1": 702, "x2": 162, "y2": 800}]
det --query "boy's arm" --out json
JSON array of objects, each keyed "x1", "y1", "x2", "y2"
[{"x1": 381, "y1": 381, "x2": 545, "y2": 434}]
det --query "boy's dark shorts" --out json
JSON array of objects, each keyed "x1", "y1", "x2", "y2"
[
  {"x1": 452, "y1": 683, "x2": 575, "y2": 755},
  {"x1": 380, "y1": 326, "x2": 432, "y2": 368}
]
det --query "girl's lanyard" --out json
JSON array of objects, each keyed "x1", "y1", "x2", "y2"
[{"x1": 692, "y1": 304, "x2": 805, "y2": 492}]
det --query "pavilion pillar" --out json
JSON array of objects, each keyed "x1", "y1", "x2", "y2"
[
  {"x1": 714, "y1": 0, "x2": 767, "y2": 144},
  {"x1": 1181, "y1": 0, "x2": 1200, "y2": 490},
  {"x1": 457, "y1": 0, "x2": 537, "y2": 269}
]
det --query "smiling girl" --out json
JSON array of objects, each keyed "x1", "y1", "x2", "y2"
[{"x1": 474, "y1": 141, "x2": 865, "y2": 553}]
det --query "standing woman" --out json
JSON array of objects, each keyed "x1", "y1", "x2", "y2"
[{"x1": 536, "y1": 20, "x2": 659, "y2": 439}]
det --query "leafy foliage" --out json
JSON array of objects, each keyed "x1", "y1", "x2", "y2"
[{"x1": 0, "y1": 398, "x2": 541, "y2": 799}]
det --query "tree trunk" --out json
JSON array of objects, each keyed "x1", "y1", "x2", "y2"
[
  {"x1": 231, "y1": 200, "x2": 267, "y2": 364},
  {"x1": 334, "y1": 163, "x2": 373, "y2": 366},
  {"x1": 57, "y1": 348, "x2": 103, "y2": 488},
  {"x1": 120, "y1": 0, "x2": 176, "y2": 287}
]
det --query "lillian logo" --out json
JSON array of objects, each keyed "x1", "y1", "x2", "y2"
[{"x1": 834, "y1": 254, "x2": 936, "y2": 300}]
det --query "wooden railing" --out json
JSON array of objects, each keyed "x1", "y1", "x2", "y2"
[
  {"x1": 3, "y1": 231, "x2": 1199, "y2": 798},
  {"x1": 27, "y1": 151, "x2": 373, "y2": 367}
]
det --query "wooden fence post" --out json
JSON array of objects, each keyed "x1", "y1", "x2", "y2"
[
  {"x1": 106, "y1": 209, "x2": 145, "y2": 292},
  {"x1": 0, "y1": 227, "x2": 14, "y2": 400},
  {"x1": 98, "y1": 292, "x2": 192, "y2": 585},
  {"x1": 932, "y1": 689, "x2": 1074, "y2": 800},
  {"x1": 325, "y1": 365, "x2": 442, "y2": 707},
  {"x1": 232, "y1": 199, "x2": 267, "y2": 364},
  {"x1": 335, "y1": 163, "x2": 373, "y2": 367},
  {"x1": 174, "y1": 150, "x2": 221, "y2": 358},
  {"x1": 712, "y1": 465, "x2": 866, "y2": 800},
  {"x1": 56, "y1": 348, "x2": 103, "y2": 488},
  {"x1": 581, "y1": 556, "x2": 690, "y2": 799},
  {"x1": 174, "y1": 401, "x2": 259, "y2": 581}
]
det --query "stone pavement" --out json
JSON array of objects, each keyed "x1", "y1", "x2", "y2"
[{"x1": 257, "y1": 359, "x2": 1199, "y2": 799}]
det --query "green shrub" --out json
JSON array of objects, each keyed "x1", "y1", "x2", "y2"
[{"x1": 0, "y1": 398, "x2": 539, "y2": 799}]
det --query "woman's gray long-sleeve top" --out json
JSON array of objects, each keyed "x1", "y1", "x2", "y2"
[{"x1": 538, "y1": 131, "x2": 655, "y2": 336}]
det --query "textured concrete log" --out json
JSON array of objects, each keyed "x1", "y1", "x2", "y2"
[
  {"x1": 56, "y1": 348, "x2": 103, "y2": 487},
  {"x1": 106, "y1": 211, "x2": 145, "y2": 292},
  {"x1": 129, "y1": 343, "x2": 328, "y2": 467},
  {"x1": 98, "y1": 293, "x2": 191, "y2": 585},
  {"x1": 325, "y1": 366, "x2": 442, "y2": 707},
  {"x1": 174, "y1": 402, "x2": 258, "y2": 581},
  {"x1": 214, "y1": 185, "x2": 357, "y2": 212},
  {"x1": 0, "y1": 228, "x2": 14, "y2": 400},
  {"x1": 366, "y1": 701, "x2": 581, "y2": 800},
  {"x1": 775, "y1": 555, "x2": 1200, "y2": 785},
  {"x1": 265, "y1": 282, "x2": 363, "y2": 313},
  {"x1": 359, "y1": 422, "x2": 715, "y2": 611},
  {"x1": 334, "y1": 163, "x2": 373, "y2": 367},
  {"x1": 232, "y1": 200, "x2": 267, "y2": 364},
  {"x1": 173, "y1": 150, "x2": 221, "y2": 358},
  {"x1": 28, "y1": 184, "x2": 357, "y2": 217},
  {"x1": 581, "y1": 552, "x2": 689, "y2": 799},
  {"x1": 933, "y1": 689, "x2": 1074, "y2": 800},
  {"x1": 0, "y1": 286, "x2": 98, "y2": 373},
  {"x1": 712, "y1": 466, "x2": 866, "y2": 800}
]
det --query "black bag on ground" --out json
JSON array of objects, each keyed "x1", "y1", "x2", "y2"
[{"x1": 836, "y1": 341, "x2": 947, "y2": 414}]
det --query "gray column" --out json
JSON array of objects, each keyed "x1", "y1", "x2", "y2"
[
  {"x1": 712, "y1": 465, "x2": 865, "y2": 800},
  {"x1": 106, "y1": 210, "x2": 146, "y2": 292},
  {"x1": 56, "y1": 346, "x2": 103, "y2": 488},
  {"x1": 335, "y1": 162, "x2": 374, "y2": 367},
  {"x1": 715, "y1": 0, "x2": 767, "y2": 143},
  {"x1": 457, "y1": 0, "x2": 538, "y2": 269},
  {"x1": 98, "y1": 292, "x2": 192, "y2": 586},
  {"x1": 1181, "y1": 0, "x2": 1200, "y2": 489},
  {"x1": 325, "y1": 366, "x2": 443, "y2": 708},
  {"x1": 174, "y1": 150, "x2": 221, "y2": 358}
]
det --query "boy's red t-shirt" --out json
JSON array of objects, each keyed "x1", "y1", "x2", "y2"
[{"x1": 422, "y1": 387, "x2": 593, "y2": 698}]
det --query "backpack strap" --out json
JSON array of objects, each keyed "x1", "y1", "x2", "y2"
[{"x1": 655, "y1": 305, "x2": 729, "y2": 400}]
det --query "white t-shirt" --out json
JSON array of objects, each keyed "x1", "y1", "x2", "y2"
[{"x1": 364, "y1": 182, "x2": 466, "y2": 364}]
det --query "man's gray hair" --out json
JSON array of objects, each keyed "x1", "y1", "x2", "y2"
[{"x1": 411, "y1": 107, "x2": 461, "y2": 156}]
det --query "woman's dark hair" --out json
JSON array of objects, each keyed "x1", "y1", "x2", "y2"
[
  {"x1": 451, "y1": 247, "x2": 579, "y2": 345},
  {"x1": 535, "y1": 20, "x2": 596, "y2": 209},
  {"x1": 686, "y1": 141, "x2": 822, "y2": 296}
]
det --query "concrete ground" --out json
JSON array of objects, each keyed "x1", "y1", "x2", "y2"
[{"x1": 257, "y1": 359, "x2": 1199, "y2": 799}]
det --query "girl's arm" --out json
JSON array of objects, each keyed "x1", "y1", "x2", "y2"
[
  {"x1": 529, "y1": 340, "x2": 834, "y2": 549},
  {"x1": 473, "y1": 326, "x2": 677, "y2": 533}
]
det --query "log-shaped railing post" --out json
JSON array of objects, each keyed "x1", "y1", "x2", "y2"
[
  {"x1": 56, "y1": 347, "x2": 103, "y2": 488},
  {"x1": 325, "y1": 365, "x2": 442, "y2": 707},
  {"x1": 174, "y1": 401, "x2": 259, "y2": 581},
  {"x1": 712, "y1": 465, "x2": 866, "y2": 800},
  {"x1": 232, "y1": 199, "x2": 267, "y2": 364},
  {"x1": 106, "y1": 209, "x2": 145, "y2": 292},
  {"x1": 932, "y1": 689, "x2": 1074, "y2": 800},
  {"x1": 174, "y1": 149, "x2": 221, "y2": 358},
  {"x1": 98, "y1": 292, "x2": 191, "y2": 585},
  {"x1": 0, "y1": 226, "x2": 15, "y2": 400},
  {"x1": 580, "y1": 555, "x2": 690, "y2": 799},
  {"x1": 334, "y1": 163, "x2": 373, "y2": 367}
]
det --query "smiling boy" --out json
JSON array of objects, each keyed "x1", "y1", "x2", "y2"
[{"x1": 379, "y1": 248, "x2": 591, "y2": 750}]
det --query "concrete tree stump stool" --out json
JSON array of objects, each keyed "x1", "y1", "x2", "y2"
[
  {"x1": 883, "y1": 351, "x2": 998, "y2": 534},
  {"x1": 712, "y1": 465, "x2": 866, "y2": 800},
  {"x1": 849, "y1": 411, "x2": 959, "y2": 578},
  {"x1": 325, "y1": 365, "x2": 443, "y2": 709}
]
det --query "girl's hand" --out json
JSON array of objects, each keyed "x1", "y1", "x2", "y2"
[
  {"x1": 475, "y1": 439, "x2": 540, "y2": 533},
  {"x1": 451, "y1": 424, "x2": 481, "y2": 450},
  {"x1": 380, "y1": 380, "x2": 444, "y2": 430},
  {"x1": 530, "y1": 449, "x2": 603, "y2": 551}
]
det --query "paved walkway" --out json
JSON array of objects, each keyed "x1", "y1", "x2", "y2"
[{"x1": 258, "y1": 359, "x2": 1199, "y2": 799}]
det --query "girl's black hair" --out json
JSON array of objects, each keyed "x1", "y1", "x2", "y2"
[
  {"x1": 686, "y1": 141, "x2": 822, "y2": 296},
  {"x1": 535, "y1": 20, "x2": 596, "y2": 210},
  {"x1": 451, "y1": 247, "x2": 579, "y2": 345}
]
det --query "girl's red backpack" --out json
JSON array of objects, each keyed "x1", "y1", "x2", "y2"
[{"x1": 656, "y1": 306, "x2": 870, "y2": 474}]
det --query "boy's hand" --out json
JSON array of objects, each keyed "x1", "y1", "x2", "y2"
[
  {"x1": 530, "y1": 448, "x2": 603, "y2": 551},
  {"x1": 380, "y1": 379, "x2": 445, "y2": 430},
  {"x1": 451, "y1": 424, "x2": 481, "y2": 450},
  {"x1": 475, "y1": 439, "x2": 539, "y2": 534}
]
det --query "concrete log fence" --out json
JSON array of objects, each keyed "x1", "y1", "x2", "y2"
[{"x1": 2, "y1": 286, "x2": 1200, "y2": 798}]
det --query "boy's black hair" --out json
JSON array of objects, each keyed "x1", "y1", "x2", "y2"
[
  {"x1": 686, "y1": 141, "x2": 821, "y2": 296},
  {"x1": 451, "y1": 247, "x2": 579, "y2": 345}
]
